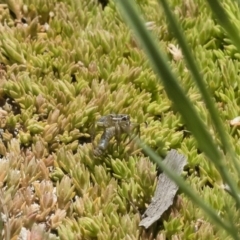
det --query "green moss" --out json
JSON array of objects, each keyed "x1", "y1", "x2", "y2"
[{"x1": 0, "y1": 0, "x2": 240, "y2": 239}]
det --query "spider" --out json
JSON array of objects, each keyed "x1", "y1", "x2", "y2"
[{"x1": 91, "y1": 114, "x2": 140, "y2": 156}]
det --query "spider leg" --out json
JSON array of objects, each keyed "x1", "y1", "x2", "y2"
[
  {"x1": 125, "y1": 122, "x2": 140, "y2": 145},
  {"x1": 115, "y1": 121, "x2": 121, "y2": 151}
]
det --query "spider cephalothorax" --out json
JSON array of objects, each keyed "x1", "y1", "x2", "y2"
[{"x1": 91, "y1": 114, "x2": 140, "y2": 156}]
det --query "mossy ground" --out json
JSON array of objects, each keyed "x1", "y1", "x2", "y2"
[{"x1": 0, "y1": 0, "x2": 239, "y2": 239}]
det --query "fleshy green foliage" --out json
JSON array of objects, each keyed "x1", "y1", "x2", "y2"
[{"x1": 0, "y1": 0, "x2": 239, "y2": 239}]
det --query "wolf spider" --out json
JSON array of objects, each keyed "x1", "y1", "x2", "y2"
[{"x1": 91, "y1": 114, "x2": 140, "y2": 156}]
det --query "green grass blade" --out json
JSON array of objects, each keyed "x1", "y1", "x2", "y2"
[
  {"x1": 115, "y1": 0, "x2": 240, "y2": 207},
  {"x1": 158, "y1": 0, "x2": 240, "y2": 200},
  {"x1": 138, "y1": 140, "x2": 240, "y2": 240},
  {"x1": 206, "y1": 0, "x2": 240, "y2": 53}
]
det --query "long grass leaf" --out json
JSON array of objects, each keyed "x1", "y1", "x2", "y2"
[
  {"x1": 206, "y1": 0, "x2": 240, "y2": 53},
  {"x1": 115, "y1": 0, "x2": 240, "y2": 206},
  {"x1": 138, "y1": 140, "x2": 240, "y2": 240},
  {"x1": 158, "y1": 0, "x2": 240, "y2": 205}
]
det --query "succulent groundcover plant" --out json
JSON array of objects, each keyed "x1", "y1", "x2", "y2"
[{"x1": 0, "y1": 0, "x2": 240, "y2": 239}]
